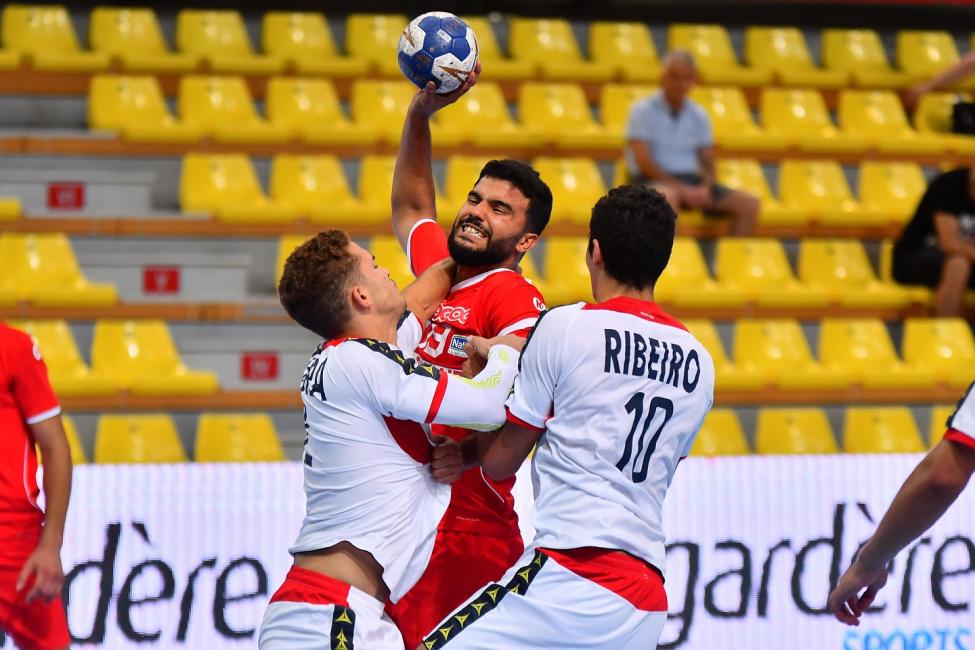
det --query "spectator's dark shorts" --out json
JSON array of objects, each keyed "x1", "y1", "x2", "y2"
[
  {"x1": 628, "y1": 172, "x2": 733, "y2": 217},
  {"x1": 892, "y1": 247, "x2": 975, "y2": 288}
]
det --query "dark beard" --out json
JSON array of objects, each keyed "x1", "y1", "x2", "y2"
[{"x1": 447, "y1": 225, "x2": 521, "y2": 268}]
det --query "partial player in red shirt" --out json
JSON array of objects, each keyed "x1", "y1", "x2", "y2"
[
  {"x1": 386, "y1": 64, "x2": 554, "y2": 648},
  {"x1": 0, "y1": 323, "x2": 73, "y2": 650}
]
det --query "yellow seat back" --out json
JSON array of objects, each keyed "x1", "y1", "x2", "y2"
[
  {"x1": 896, "y1": 31, "x2": 960, "y2": 78},
  {"x1": 460, "y1": 17, "x2": 503, "y2": 60},
  {"x1": 442, "y1": 156, "x2": 494, "y2": 206},
  {"x1": 715, "y1": 159, "x2": 777, "y2": 202},
  {"x1": 683, "y1": 319, "x2": 733, "y2": 367},
  {"x1": 756, "y1": 408, "x2": 838, "y2": 454},
  {"x1": 176, "y1": 10, "x2": 257, "y2": 58},
  {"x1": 819, "y1": 319, "x2": 903, "y2": 374},
  {"x1": 914, "y1": 92, "x2": 969, "y2": 133},
  {"x1": 734, "y1": 319, "x2": 818, "y2": 371},
  {"x1": 839, "y1": 90, "x2": 913, "y2": 137},
  {"x1": 798, "y1": 239, "x2": 879, "y2": 289},
  {"x1": 745, "y1": 27, "x2": 817, "y2": 72},
  {"x1": 180, "y1": 153, "x2": 265, "y2": 213},
  {"x1": 266, "y1": 77, "x2": 345, "y2": 131},
  {"x1": 262, "y1": 12, "x2": 339, "y2": 62},
  {"x1": 778, "y1": 160, "x2": 856, "y2": 212},
  {"x1": 857, "y1": 162, "x2": 926, "y2": 217},
  {"x1": 345, "y1": 14, "x2": 407, "y2": 65},
  {"x1": 541, "y1": 237, "x2": 590, "y2": 303},
  {"x1": 509, "y1": 18, "x2": 584, "y2": 64},
  {"x1": 519, "y1": 83, "x2": 600, "y2": 137},
  {"x1": 276, "y1": 235, "x2": 310, "y2": 284},
  {"x1": 370, "y1": 236, "x2": 415, "y2": 290},
  {"x1": 600, "y1": 84, "x2": 655, "y2": 133},
  {"x1": 195, "y1": 413, "x2": 285, "y2": 462},
  {"x1": 903, "y1": 318, "x2": 975, "y2": 374},
  {"x1": 350, "y1": 79, "x2": 415, "y2": 133},
  {"x1": 60, "y1": 415, "x2": 87, "y2": 465},
  {"x1": 270, "y1": 155, "x2": 356, "y2": 213},
  {"x1": 90, "y1": 7, "x2": 170, "y2": 57},
  {"x1": 669, "y1": 24, "x2": 743, "y2": 72},
  {"x1": 89, "y1": 75, "x2": 172, "y2": 130},
  {"x1": 530, "y1": 157, "x2": 606, "y2": 223},
  {"x1": 692, "y1": 409, "x2": 750, "y2": 456},
  {"x1": 656, "y1": 238, "x2": 714, "y2": 298},
  {"x1": 435, "y1": 83, "x2": 517, "y2": 136},
  {"x1": 358, "y1": 154, "x2": 397, "y2": 208},
  {"x1": 0, "y1": 233, "x2": 90, "y2": 294},
  {"x1": 2, "y1": 4, "x2": 82, "y2": 55},
  {"x1": 760, "y1": 88, "x2": 836, "y2": 137},
  {"x1": 92, "y1": 320, "x2": 185, "y2": 385},
  {"x1": 179, "y1": 76, "x2": 263, "y2": 131},
  {"x1": 930, "y1": 405, "x2": 956, "y2": 445},
  {"x1": 822, "y1": 29, "x2": 895, "y2": 76},
  {"x1": 690, "y1": 86, "x2": 758, "y2": 135},
  {"x1": 590, "y1": 22, "x2": 659, "y2": 71},
  {"x1": 95, "y1": 414, "x2": 187, "y2": 463},
  {"x1": 844, "y1": 407, "x2": 925, "y2": 453},
  {"x1": 8, "y1": 319, "x2": 89, "y2": 380},
  {"x1": 716, "y1": 238, "x2": 799, "y2": 290}
]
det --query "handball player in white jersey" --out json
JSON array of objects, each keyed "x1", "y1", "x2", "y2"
[
  {"x1": 258, "y1": 230, "x2": 522, "y2": 649},
  {"x1": 420, "y1": 185, "x2": 715, "y2": 650}
]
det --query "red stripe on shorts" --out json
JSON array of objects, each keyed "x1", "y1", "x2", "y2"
[
  {"x1": 269, "y1": 565, "x2": 352, "y2": 607},
  {"x1": 540, "y1": 547, "x2": 668, "y2": 612}
]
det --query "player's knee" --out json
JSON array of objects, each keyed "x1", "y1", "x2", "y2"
[
  {"x1": 942, "y1": 254, "x2": 972, "y2": 282},
  {"x1": 655, "y1": 185, "x2": 680, "y2": 211}
]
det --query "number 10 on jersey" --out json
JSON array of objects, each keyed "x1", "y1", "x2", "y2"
[{"x1": 616, "y1": 393, "x2": 674, "y2": 483}]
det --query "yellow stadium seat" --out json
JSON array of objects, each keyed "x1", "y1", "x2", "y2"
[
  {"x1": 760, "y1": 88, "x2": 868, "y2": 153},
  {"x1": 756, "y1": 408, "x2": 838, "y2": 455},
  {"x1": 195, "y1": 413, "x2": 286, "y2": 462},
  {"x1": 858, "y1": 162, "x2": 928, "y2": 224},
  {"x1": 777, "y1": 160, "x2": 883, "y2": 226},
  {"x1": 715, "y1": 239, "x2": 829, "y2": 308},
  {"x1": 668, "y1": 24, "x2": 772, "y2": 86},
  {"x1": 589, "y1": 22, "x2": 660, "y2": 83},
  {"x1": 715, "y1": 158, "x2": 796, "y2": 225},
  {"x1": 370, "y1": 236, "x2": 416, "y2": 290},
  {"x1": 509, "y1": 18, "x2": 613, "y2": 82},
  {"x1": 180, "y1": 154, "x2": 297, "y2": 223},
  {"x1": 0, "y1": 196, "x2": 21, "y2": 221},
  {"x1": 350, "y1": 80, "x2": 460, "y2": 147},
  {"x1": 345, "y1": 14, "x2": 407, "y2": 76},
  {"x1": 744, "y1": 27, "x2": 848, "y2": 88},
  {"x1": 820, "y1": 320, "x2": 936, "y2": 389},
  {"x1": 913, "y1": 93, "x2": 975, "y2": 155},
  {"x1": 175, "y1": 10, "x2": 283, "y2": 74},
  {"x1": 683, "y1": 320, "x2": 764, "y2": 391},
  {"x1": 930, "y1": 405, "x2": 956, "y2": 446},
  {"x1": 89, "y1": 7, "x2": 198, "y2": 72},
  {"x1": 540, "y1": 237, "x2": 590, "y2": 306},
  {"x1": 460, "y1": 17, "x2": 534, "y2": 81},
  {"x1": 269, "y1": 155, "x2": 374, "y2": 223},
  {"x1": 821, "y1": 29, "x2": 912, "y2": 89},
  {"x1": 530, "y1": 157, "x2": 607, "y2": 224},
  {"x1": 92, "y1": 320, "x2": 218, "y2": 396},
  {"x1": 838, "y1": 90, "x2": 949, "y2": 155},
  {"x1": 89, "y1": 75, "x2": 202, "y2": 143},
  {"x1": 179, "y1": 76, "x2": 290, "y2": 144},
  {"x1": 844, "y1": 407, "x2": 925, "y2": 453},
  {"x1": 897, "y1": 31, "x2": 975, "y2": 89},
  {"x1": 656, "y1": 238, "x2": 748, "y2": 308},
  {"x1": 95, "y1": 414, "x2": 187, "y2": 464},
  {"x1": 903, "y1": 318, "x2": 975, "y2": 388},
  {"x1": 276, "y1": 235, "x2": 310, "y2": 284},
  {"x1": 60, "y1": 415, "x2": 87, "y2": 465},
  {"x1": 734, "y1": 320, "x2": 850, "y2": 390},
  {"x1": 517, "y1": 251, "x2": 547, "y2": 298},
  {"x1": 358, "y1": 154, "x2": 405, "y2": 224},
  {"x1": 262, "y1": 12, "x2": 368, "y2": 77},
  {"x1": 689, "y1": 87, "x2": 788, "y2": 152},
  {"x1": 519, "y1": 83, "x2": 620, "y2": 149},
  {"x1": 0, "y1": 48, "x2": 20, "y2": 69},
  {"x1": 266, "y1": 78, "x2": 378, "y2": 146},
  {"x1": 2, "y1": 4, "x2": 109, "y2": 71},
  {"x1": 691, "y1": 409, "x2": 750, "y2": 456},
  {"x1": 0, "y1": 233, "x2": 117, "y2": 307},
  {"x1": 434, "y1": 82, "x2": 543, "y2": 149},
  {"x1": 798, "y1": 240, "x2": 913, "y2": 308},
  {"x1": 600, "y1": 84, "x2": 655, "y2": 137},
  {"x1": 438, "y1": 155, "x2": 495, "y2": 226},
  {"x1": 8, "y1": 320, "x2": 116, "y2": 397}
]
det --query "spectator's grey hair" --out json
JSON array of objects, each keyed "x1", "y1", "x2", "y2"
[{"x1": 662, "y1": 49, "x2": 696, "y2": 70}]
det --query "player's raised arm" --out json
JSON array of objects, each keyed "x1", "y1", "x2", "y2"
[
  {"x1": 390, "y1": 64, "x2": 480, "y2": 250},
  {"x1": 401, "y1": 257, "x2": 457, "y2": 323}
]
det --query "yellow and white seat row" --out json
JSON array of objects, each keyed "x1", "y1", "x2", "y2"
[{"x1": 4, "y1": 5, "x2": 975, "y2": 89}]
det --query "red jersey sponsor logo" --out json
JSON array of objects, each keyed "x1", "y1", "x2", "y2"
[{"x1": 432, "y1": 304, "x2": 471, "y2": 325}]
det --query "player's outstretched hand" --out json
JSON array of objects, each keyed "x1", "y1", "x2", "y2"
[
  {"x1": 827, "y1": 558, "x2": 889, "y2": 626},
  {"x1": 17, "y1": 541, "x2": 64, "y2": 603},
  {"x1": 431, "y1": 435, "x2": 463, "y2": 484},
  {"x1": 409, "y1": 61, "x2": 481, "y2": 118}
]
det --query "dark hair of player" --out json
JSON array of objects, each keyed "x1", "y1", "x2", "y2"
[
  {"x1": 278, "y1": 230, "x2": 359, "y2": 340},
  {"x1": 588, "y1": 184, "x2": 676, "y2": 290},
  {"x1": 477, "y1": 159, "x2": 553, "y2": 235}
]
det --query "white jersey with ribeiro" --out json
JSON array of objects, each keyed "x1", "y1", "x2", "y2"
[
  {"x1": 290, "y1": 312, "x2": 518, "y2": 603},
  {"x1": 505, "y1": 297, "x2": 715, "y2": 576}
]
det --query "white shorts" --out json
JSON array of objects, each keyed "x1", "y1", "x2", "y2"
[
  {"x1": 420, "y1": 546, "x2": 668, "y2": 650},
  {"x1": 259, "y1": 565, "x2": 404, "y2": 650}
]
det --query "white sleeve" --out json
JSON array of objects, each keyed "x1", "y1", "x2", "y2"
[
  {"x1": 395, "y1": 311, "x2": 424, "y2": 354},
  {"x1": 947, "y1": 382, "x2": 975, "y2": 448},
  {"x1": 505, "y1": 309, "x2": 564, "y2": 432},
  {"x1": 430, "y1": 345, "x2": 520, "y2": 431}
]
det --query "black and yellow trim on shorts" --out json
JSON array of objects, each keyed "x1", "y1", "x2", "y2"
[
  {"x1": 421, "y1": 550, "x2": 549, "y2": 649},
  {"x1": 330, "y1": 605, "x2": 356, "y2": 650}
]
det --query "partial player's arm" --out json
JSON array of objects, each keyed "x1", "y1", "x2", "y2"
[
  {"x1": 935, "y1": 212, "x2": 975, "y2": 261},
  {"x1": 401, "y1": 257, "x2": 457, "y2": 323}
]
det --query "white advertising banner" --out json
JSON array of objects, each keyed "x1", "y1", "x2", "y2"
[{"x1": 8, "y1": 455, "x2": 975, "y2": 649}]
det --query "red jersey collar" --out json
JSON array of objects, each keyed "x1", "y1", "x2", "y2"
[{"x1": 582, "y1": 296, "x2": 687, "y2": 331}]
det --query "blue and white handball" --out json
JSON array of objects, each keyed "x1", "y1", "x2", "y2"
[{"x1": 398, "y1": 12, "x2": 478, "y2": 94}]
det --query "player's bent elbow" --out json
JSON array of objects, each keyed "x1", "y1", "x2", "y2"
[{"x1": 482, "y1": 456, "x2": 517, "y2": 482}]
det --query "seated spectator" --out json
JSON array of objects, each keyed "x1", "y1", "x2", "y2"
[
  {"x1": 624, "y1": 50, "x2": 759, "y2": 235},
  {"x1": 893, "y1": 163, "x2": 975, "y2": 317}
]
